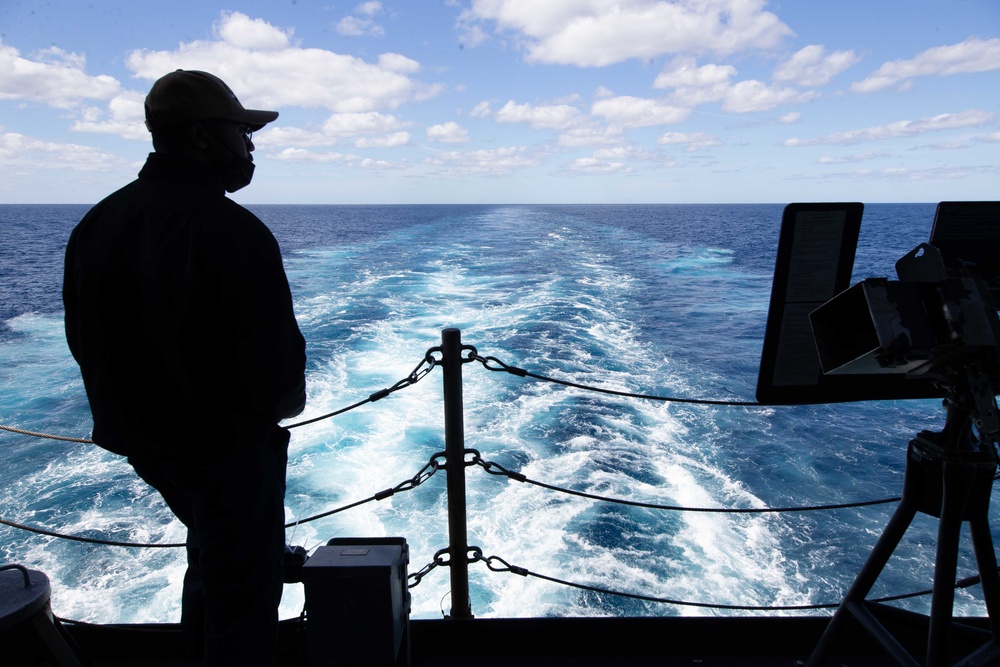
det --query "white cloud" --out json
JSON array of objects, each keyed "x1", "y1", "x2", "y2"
[
  {"x1": 657, "y1": 131, "x2": 722, "y2": 151},
  {"x1": 425, "y1": 146, "x2": 541, "y2": 175},
  {"x1": 256, "y1": 127, "x2": 337, "y2": 148},
  {"x1": 427, "y1": 121, "x2": 470, "y2": 143},
  {"x1": 323, "y1": 111, "x2": 407, "y2": 137},
  {"x1": 355, "y1": 131, "x2": 410, "y2": 148},
  {"x1": 337, "y1": 2, "x2": 386, "y2": 36},
  {"x1": 817, "y1": 152, "x2": 892, "y2": 164},
  {"x1": 654, "y1": 57, "x2": 815, "y2": 112},
  {"x1": 561, "y1": 145, "x2": 669, "y2": 175},
  {"x1": 721, "y1": 80, "x2": 816, "y2": 113},
  {"x1": 126, "y1": 12, "x2": 439, "y2": 114},
  {"x1": 215, "y1": 11, "x2": 293, "y2": 50},
  {"x1": 255, "y1": 112, "x2": 409, "y2": 149},
  {"x1": 271, "y1": 147, "x2": 359, "y2": 162},
  {"x1": 461, "y1": 0, "x2": 792, "y2": 67},
  {"x1": 975, "y1": 132, "x2": 1000, "y2": 143},
  {"x1": 778, "y1": 112, "x2": 801, "y2": 124},
  {"x1": 33, "y1": 45, "x2": 86, "y2": 70},
  {"x1": 69, "y1": 91, "x2": 148, "y2": 140},
  {"x1": 809, "y1": 164, "x2": 1000, "y2": 182},
  {"x1": 0, "y1": 131, "x2": 130, "y2": 171},
  {"x1": 783, "y1": 109, "x2": 996, "y2": 146},
  {"x1": 356, "y1": 2, "x2": 383, "y2": 16},
  {"x1": 0, "y1": 41, "x2": 121, "y2": 109},
  {"x1": 909, "y1": 142, "x2": 968, "y2": 151},
  {"x1": 455, "y1": 17, "x2": 490, "y2": 50},
  {"x1": 557, "y1": 125, "x2": 626, "y2": 147},
  {"x1": 358, "y1": 157, "x2": 408, "y2": 170},
  {"x1": 853, "y1": 37, "x2": 1000, "y2": 93},
  {"x1": 469, "y1": 101, "x2": 492, "y2": 118},
  {"x1": 654, "y1": 57, "x2": 736, "y2": 89},
  {"x1": 566, "y1": 156, "x2": 633, "y2": 175},
  {"x1": 377, "y1": 53, "x2": 421, "y2": 74},
  {"x1": 593, "y1": 145, "x2": 661, "y2": 162},
  {"x1": 495, "y1": 100, "x2": 582, "y2": 130},
  {"x1": 591, "y1": 96, "x2": 690, "y2": 127},
  {"x1": 653, "y1": 57, "x2": 735, "y2": 108},
  {"x1": 773, "y1": 45, "x2": 860, "y2": 87},
  {"x1": 337, "y1": 17, "x2": 386, "y2": 37}
]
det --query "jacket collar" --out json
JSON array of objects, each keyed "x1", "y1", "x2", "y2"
[{"x1": 138, "y1": 152, "x2": 227, "y2": 195}]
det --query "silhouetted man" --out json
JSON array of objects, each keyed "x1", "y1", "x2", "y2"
[{"x1": 64, "y1": 70, "x2": 306, "y2": 665}]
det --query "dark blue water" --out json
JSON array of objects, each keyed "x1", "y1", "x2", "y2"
[{"x1": 1, "y1": 202, "x2": 991, "y2": 622}]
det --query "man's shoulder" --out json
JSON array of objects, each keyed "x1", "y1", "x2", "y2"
[
  {"x1": 73, "y1": 173, "x2": 276, "y2": 248},
  {"x1": 198, "y1": 199, "x2": 282, "y2": 259},
  {"x1": 70, "y1": 179, "x2": 144, "y2": 240},
  {"x1": 215, "y1": 198, "x2": 272, "y2": 234},
  {"x1": 82, "y1": 178, "x2": 142, "y2": 214}
]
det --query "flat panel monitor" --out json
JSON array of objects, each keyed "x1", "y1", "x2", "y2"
[{"x1": 755, "y1": 203, "x2": 940, "y2": 404}]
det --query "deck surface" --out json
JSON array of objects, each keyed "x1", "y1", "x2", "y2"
[{"x1": 8, "y1": 612, "x2": 999, "y2": 666}]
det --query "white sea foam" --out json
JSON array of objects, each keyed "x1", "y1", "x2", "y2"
[{"x1": 4, "y1": 203, "x2": 995, "y2": 625}]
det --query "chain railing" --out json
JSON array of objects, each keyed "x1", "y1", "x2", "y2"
[{"x1": 3, "y1": 327, "x2": 997, "y2": 617}]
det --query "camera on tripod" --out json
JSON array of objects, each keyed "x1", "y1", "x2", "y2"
[
  {"x1": 757, "y1": 201, "x2": 1000, "y2": 408},
  {"x1": 808, "y1": 202, "x2": 1000, "y2": 448},
  {"x1": 757, "y1": 201, "x2": 1000, "y2": 666},
  {"x1": 810, "y1": 241, "x2": 1000, "y2": 385}
]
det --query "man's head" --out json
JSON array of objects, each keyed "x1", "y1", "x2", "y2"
[
  {"x1": 145, "y1": 69, "x2": 277, "y2": 133},
  {"x1": 144, "y1": 70, "x2": 278, "y2": 192}
]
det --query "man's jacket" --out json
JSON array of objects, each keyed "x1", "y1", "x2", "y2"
[{"x1": 64, "y1": 152, "x2": 306, "y2": 458}]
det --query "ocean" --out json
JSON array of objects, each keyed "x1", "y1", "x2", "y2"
[{"x1": 1, "y1": 202, "x2": 994, "y2": 623}]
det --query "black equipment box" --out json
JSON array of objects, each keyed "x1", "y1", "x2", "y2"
[{"x1": 301, "y1": 537, "x2": 410, "y2": 666}]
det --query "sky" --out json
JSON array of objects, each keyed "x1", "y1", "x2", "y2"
[{"x1": 1, "y1": 0, "x2": 998, "y2": 204}]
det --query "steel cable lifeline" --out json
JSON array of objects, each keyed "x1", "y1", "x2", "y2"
[
  {"x1": 470, "y1": 352, "x2": 763, "y2": 406},
  {"x1": 0, "y1": 354, "x2": 436, "y2": 443},
  {"x1": 0, "y1": 445, "x2": 900, "y2": 550},
  {"x1": 0, "y1": 451, "x2": 446, "y2": 549},
  {"x1": 2, "y1": 334, "x2": 997, "y2": 616},
  {"x1": 0, "y1": 341, "x2": 954, "y2": 546},
  {"x1": 0, "y1": 340, "x2": 768, "y2": 445},
  {"x1": 0, "y1": 336, "x2": 967, "y2": 562},
  {"x1": 472, "y1": 450, "x2": 902, "y2": 513},
  {"x1": 404, "y1": 542, "x2": 996, "y2": 613},
  {"x1": 461, "y1": 549, "x2": 995, "y2": 613},
  {"x1": 0, "y1": 340, "x2": 908, "y2": 444},
  {"x1": 0, "y1": 424, "x2": 94, "y2": 443}
]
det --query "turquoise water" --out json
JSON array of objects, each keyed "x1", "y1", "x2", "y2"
[{"x1": 2, "y1": 202, "x2": 991, "y2": 622}]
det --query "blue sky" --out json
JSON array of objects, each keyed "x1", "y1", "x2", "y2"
[{"x1": 1, "y1": 0, "x2": 998, "y2": 204}]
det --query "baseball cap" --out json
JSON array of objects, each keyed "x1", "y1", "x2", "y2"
[{"x1": 144, "y1": 69, "x2": 278, "y2": 132}]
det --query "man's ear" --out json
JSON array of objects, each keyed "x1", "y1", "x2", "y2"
[{"x1": 188, "y1": 123, "x2": 211, "y2": 151}]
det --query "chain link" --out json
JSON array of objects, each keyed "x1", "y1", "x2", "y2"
[
  {"x1": 289, "y1": 349, "x2": 440, "y2": 429},
  {"x1": 374, "y1": 451, "x2": 446, "y2": 501},
  {"x1": 407, "y1": 545, "x2": 486, "y2": 588},
  {"x1": 408, "y1": 556, "x2": 442, "y2": 589},
  {"x1": 374, "y1": 354, "x2": 437, "y2": 400}
]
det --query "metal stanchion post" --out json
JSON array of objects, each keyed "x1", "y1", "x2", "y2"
[{"x1": 440, "y1": 327, "x2": 472, "y2": 619}]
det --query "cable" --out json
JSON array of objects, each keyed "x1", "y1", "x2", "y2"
[{"x1": 471, "y1": 353, "x2": 761, "y2": 406}]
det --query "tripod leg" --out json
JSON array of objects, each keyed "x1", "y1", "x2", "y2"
[
  {"x1": 848, "y1": 499, "x2": 921, "y2": 603},
  {"x1": 805, "y1": 498, "x2": 918, "y2": 667},
  {"x1": 969, "y1": 511, "x2": 1000, "y2": 635},
  {"x1": 926, "y1": 460, "x2": 972, "y2": 667}
]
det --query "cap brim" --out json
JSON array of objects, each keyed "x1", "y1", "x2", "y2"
[{"x1": 239, "y1": 109, "x2": 279, "y2": 131}]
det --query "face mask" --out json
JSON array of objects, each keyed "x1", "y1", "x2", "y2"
[
  {"x1": 223, "y1": 154, "x2": 255, "y2": 193},
  {"x1": 204, "y1": 128, "x2": 255, "y2": 193}
]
